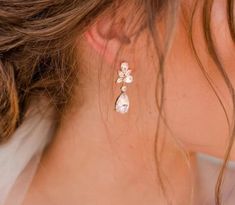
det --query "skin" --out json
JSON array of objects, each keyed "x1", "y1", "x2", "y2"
[{"x1": 22, "y1": 0, "x2": 235, "y2": 204}]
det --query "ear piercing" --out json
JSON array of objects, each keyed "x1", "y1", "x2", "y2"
[{"x1": 115, "y1": 62, "x2": 133, "y2": 114}]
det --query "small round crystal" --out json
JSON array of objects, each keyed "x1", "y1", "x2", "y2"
[{"x1": 121, "y1": 86, "x2": 127, "y2": 92}]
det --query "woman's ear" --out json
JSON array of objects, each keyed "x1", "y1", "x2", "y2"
[{"x1": 84, "y1": 16, "x2": 131, "y2": 64}]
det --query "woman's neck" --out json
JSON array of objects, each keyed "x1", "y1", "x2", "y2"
[{"x1": 22, "y1": 100, "x2": 197, "y2": 205}]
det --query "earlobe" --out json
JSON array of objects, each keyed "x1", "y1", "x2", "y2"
[{"x1": 84, "y1": 17, "x2": 130, "y2": 64}]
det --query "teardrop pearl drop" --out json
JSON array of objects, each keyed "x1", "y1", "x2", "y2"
[{"x1": 115, "y1": 93, "x2": 130, "y2": 114}]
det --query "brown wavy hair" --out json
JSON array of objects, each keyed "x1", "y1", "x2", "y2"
[{"x1": 0, "y1": 0, "x2": 234, "y2": 204}]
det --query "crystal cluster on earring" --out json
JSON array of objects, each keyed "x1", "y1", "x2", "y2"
[{"x1": 115, "y1": 62, "x2": 133, "y2": 114}]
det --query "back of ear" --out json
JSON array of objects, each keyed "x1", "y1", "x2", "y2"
[{"x1": 84, "y1": 16, "x2": 130, "y2": 64}]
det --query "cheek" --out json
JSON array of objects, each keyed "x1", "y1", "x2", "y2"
[
  {"x1": 164, "y1": 58, "x2": 231, "y2": 158},
  {"x1": 163, "y1": 12, "x2": 235, "y2": 159}
]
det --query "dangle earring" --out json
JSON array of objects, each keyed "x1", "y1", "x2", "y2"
[{"x1": 115, "y1": 62, "x2": 133, "y2": 114}]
